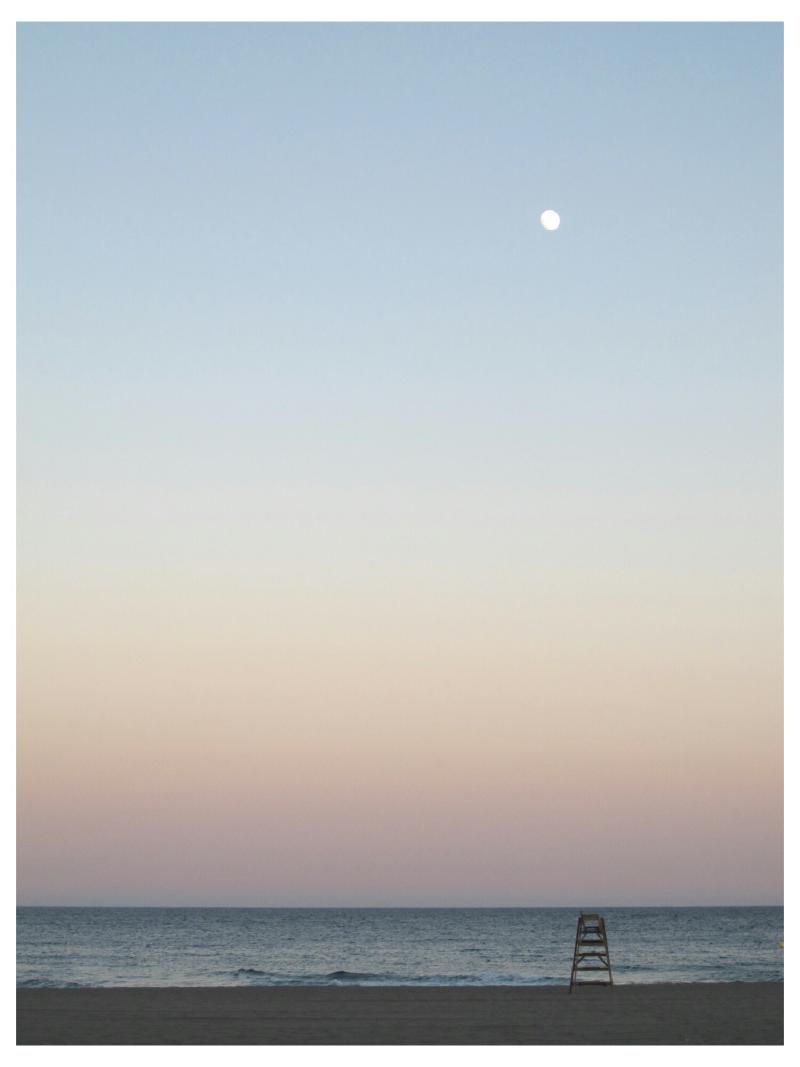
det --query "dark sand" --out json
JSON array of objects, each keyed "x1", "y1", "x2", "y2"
[{"x1": 17, "y1": 982, "x2": 782, "y2": 1045}]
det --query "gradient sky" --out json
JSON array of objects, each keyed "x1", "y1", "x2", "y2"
[{"x1": 17, "y1": 22, "x2": 782, "y2": 905}]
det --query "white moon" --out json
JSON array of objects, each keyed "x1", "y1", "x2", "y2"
[{"x1": 540, "y1": 209, "x2": 560, "y2": 231}]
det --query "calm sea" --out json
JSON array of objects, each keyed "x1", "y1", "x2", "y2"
[{"x1": 17, "y1": 906, "x2": 783, "y2": 988}]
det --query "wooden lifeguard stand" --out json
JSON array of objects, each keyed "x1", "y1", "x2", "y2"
[{"x1": 569, "y1": 912, "x2": 613, "y2": 992}]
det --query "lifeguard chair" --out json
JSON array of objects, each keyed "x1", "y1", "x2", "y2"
[{"x1": 569, "y1": 912, "x2": 613, "y2": 992}]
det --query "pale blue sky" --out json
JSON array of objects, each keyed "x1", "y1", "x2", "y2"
[{"x1": 18, "y1": 23, "x2": 782, "y2": 499}]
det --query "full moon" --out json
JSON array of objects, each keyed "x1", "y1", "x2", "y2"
[{"x1": 540, "y1": 209, "x2": 561, "y2": 231}]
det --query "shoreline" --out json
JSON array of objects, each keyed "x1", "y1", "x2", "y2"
[{"x1": 18, "y1": 981, "x2": 783, "y2": 1045}]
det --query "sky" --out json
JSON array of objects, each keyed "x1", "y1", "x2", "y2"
[{"x1": 17, "y1": 22, "x2": 782, "y2": 905}]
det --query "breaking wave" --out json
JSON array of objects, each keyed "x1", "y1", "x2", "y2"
[
  {"x1": 18, "y1": 977, "x2": 85, "y2": 989},
  {"x1": 233, "y1": 968, "x2": 565, "y2": 986}
]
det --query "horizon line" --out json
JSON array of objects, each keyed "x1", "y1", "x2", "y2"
[{"x1": 17, "y1": 902, "x2": 784, "y2": 909}]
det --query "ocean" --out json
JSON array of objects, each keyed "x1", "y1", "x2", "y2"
[{"x1": 17, "y1": 906, "x2": 783, "y2": 988}]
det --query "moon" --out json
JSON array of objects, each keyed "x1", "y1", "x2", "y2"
[{"x1": 540, "y1": 209, "x2": 561, "y2": 231}]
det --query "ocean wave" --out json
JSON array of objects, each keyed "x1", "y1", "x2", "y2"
[
  {"x1": 233, "y1": 968, "x2": 567, "y2": 987},
  {"x1": 18, "y1": 977, "x2": 85, "y2": 989}
]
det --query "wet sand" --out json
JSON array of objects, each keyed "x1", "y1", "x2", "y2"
[{"x1": 17, "y1": 982, "x2": 782, "y2": 1044}]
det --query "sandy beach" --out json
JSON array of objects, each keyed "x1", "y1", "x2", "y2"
[{"x1": 17, "y1": 982, "x2": 782, "y2": 1045}]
